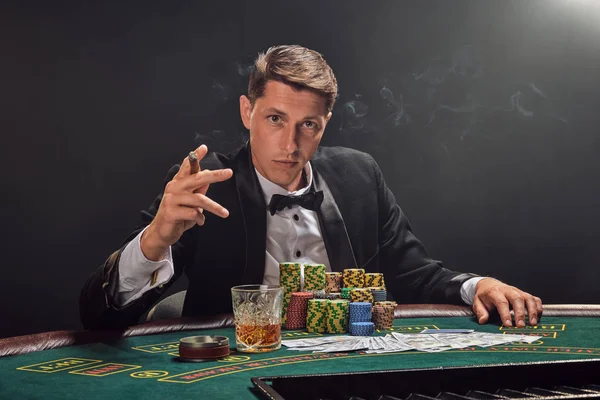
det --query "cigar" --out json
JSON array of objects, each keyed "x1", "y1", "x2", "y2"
[{"x1": 188, "y1": 151, "x2": 200, "y2": 174}]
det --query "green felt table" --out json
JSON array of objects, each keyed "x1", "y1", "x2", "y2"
[{"x1": 2, "y1": 312, "x2": 600, "y2": 400}]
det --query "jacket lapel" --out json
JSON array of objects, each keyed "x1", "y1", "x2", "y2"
[
  {"x1": 233, "y1": 143, "x2": 267, "y2": 284},
  {"x1": 312, "y1": 168, "x2": 358, "y2": 272}
]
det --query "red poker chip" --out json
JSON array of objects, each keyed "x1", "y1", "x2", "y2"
[
  {"x1": 289, "y1": 302, "x2": 308, "y2": 306},
  {"x1": 286, "y1": 311, "x2": 305, "y2": 316},
  {"x1": 285, "y1": 314, "x2": 306, "y2": 329},
  {"x1": 288, "y1": 300, "x2": 307, "y2": 306}
]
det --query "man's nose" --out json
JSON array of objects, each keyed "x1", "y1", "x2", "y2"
[{"x1": 279, "y1": 125, "x2": 298, "y2": 153}]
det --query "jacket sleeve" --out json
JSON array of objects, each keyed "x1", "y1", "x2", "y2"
[
  {"x1": 369, "y1": 156, "x2": 478, "y2": 305},
  {"x1": 79, "y1": 165, "x2": 196, "y2": 330}
]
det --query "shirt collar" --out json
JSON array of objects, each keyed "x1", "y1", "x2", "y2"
[{"x1": 255, "y1": 162, "x2": 314, "y2": 205}]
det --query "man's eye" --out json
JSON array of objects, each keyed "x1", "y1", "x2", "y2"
[
  {"x1": 304, "y1": 121, "x2": 317, "y2": 129},
  {"x1": 269, "y1": 115, "x2": 281, "y2": 123}
]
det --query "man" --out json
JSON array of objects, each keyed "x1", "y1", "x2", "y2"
[{"x1": 80, "y1": 45, "x2": 542, "y2": 330}]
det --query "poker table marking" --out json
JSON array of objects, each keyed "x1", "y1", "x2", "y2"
[
  {"x1": 130, "y1": 370, "x2": 169, "y2": 378},
  {"x1": 499, "y1": 324, "x2": 566, "y2": 331},
  {"x1": 131, "y1": 342, "x2": 181, "y2": 353},
  {"x1": 16, "y1": 357, "x2": 103, "y2": 373},
  {"x1": 69, "y1": 363, "x2": 142, "y2": 377},
  {"x1": 456, "y1": 345, "x2": 600, "y2": 354},
  {"x1": 503, "y1": 331, "x2": 558, "y2": 338}
]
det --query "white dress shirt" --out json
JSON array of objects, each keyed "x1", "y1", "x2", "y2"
[
  {"x1": 115, "y1": 162, "x2": 482, "y2": 306},
  {"x1": 256, "y1": 162, "x2": 332, "y2": 286}
]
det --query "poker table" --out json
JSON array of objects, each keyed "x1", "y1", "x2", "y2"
[{"x1": 2, "y1": 304, "x2": 600, "y2": 400}]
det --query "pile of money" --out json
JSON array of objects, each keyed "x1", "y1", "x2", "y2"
[{"x1": 282, "y1": 330, "x2": 541, "y2": 353}]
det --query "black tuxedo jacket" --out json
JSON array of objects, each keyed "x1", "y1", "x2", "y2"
[{"x1": 80, "y1": 144, "x2": 477, "y2": 329}]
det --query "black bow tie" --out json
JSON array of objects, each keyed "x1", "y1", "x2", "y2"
[{"x1": 268, "y1": 191, "x2": 324, "y2": 216}]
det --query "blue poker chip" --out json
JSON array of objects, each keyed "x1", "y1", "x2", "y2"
[
  {"x1": 349, "y1": 322, "x2": 375, "y2": 336},
  {"x1": 349, "y1": 302, "x2": 371, "y2": 310},
  {"x1": 349, "y1": 302, "x2": 372, "y2": 323}
]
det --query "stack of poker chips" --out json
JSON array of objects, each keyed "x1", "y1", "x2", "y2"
[
  {"x1": 325, "y1": 272, "x2": 342, "y2": 293},
  {"x1": 343, "y1": 268, "x2": 366, "y2": 288},
  {"x1": 348, "y1": 302, "x2": 375, "y2": 336},
  {"x1": 285, "y1": 292, "x2": 314, "y2": 330},
  {"x1": 303, "y1": 264, "x2": 326, "y2": 291},
  {"x1": 372, "y1": 301, "x2": 396, "y2": 330},
  {"x1": 365, "y1": 272, "x2": 386, "y2": 289},
  {"x1": 279, "y1": 263, "x2": 302, "y2": 325},
  {"x1": 306, "y1": 299, "x2": 329, "y2": 333},
  {"x1": 326, "y1": 300, "x2": 349, "y2": 334},
  {"x1": 350, "y1": 288, "x2": 374, "y2": 303},
  {"x1": 369, "y1": 287, "x2": 387, "y2": 302},
  {"x1": 341, "y1": 288, "x2": 352, "y2": 300}
]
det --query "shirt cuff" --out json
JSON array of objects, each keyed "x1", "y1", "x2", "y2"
[
  {"x1": 115, "y1": 227, "x2": 174, "y2": 306},
  {"x1": 460, "y1": 277, "x2": 486, "y2": 306}
]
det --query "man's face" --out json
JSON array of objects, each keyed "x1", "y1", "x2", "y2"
[{"x1": 240, "y1": 80, "x2": 332, "y2": 191}]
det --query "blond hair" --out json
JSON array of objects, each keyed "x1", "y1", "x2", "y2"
[{"x1": 247, "y1": 45, "x2": 338, "y2": 114}]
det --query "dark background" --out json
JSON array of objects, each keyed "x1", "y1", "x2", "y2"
[{"x1": 2, "y1": 0, "x2": 599, "y2": 339}]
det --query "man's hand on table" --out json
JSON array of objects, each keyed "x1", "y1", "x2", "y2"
[{"x1": 472, "y1": 278, "x2": 543, "y2": 327}]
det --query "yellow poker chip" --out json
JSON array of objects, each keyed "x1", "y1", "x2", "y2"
[{"x1": 343, "y1": 268, "x2": 366, "y2": 288}]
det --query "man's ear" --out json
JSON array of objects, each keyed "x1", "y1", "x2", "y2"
[
  {"x1": 240, "y1": 95, "x2": 252, "y2": 130},
  {"x1": 322, "y1": 111, "x2": 332, "y2": 129}
]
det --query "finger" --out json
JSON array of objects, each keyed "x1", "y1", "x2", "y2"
[
  {"x1": 197, "y1": 194, "x2": 229, "y2": 218},
  {"x1": 178, "y1": 169, "x2": 234, "y2": 192},
  {"x1": 535, "y1": 296, "x2": 543, "y2": 321},
  {"x1": 487, "y1": 291, "x2": 513, "y2": 327},
  {"x1": 525, "y1": 296, "x2": 539, "y2": 326},
  {"x1": 472, "y1": 297, "x2": 490, "y2": 324},
  {"x1": 174, "y1": 192, "x2": 229, "y2": 218},
  {"x1": 166, "y1": 205, "x2": 204, "y2": 223},
  {"x1": 194, "y1": 182, "x2": 211, "y2": 196},
  {"x1": 173, "y1": 154, "x2": 192, "y2": 179},
  {"x1": 195, "y1": 211, "x2": 206, "y2": 226},
  {"x1": 192, "y1": 173, "x2": 212, "y2": 196},
  {"x1": 506, "y1": 290, "x2": 527, "y2": 327}
]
